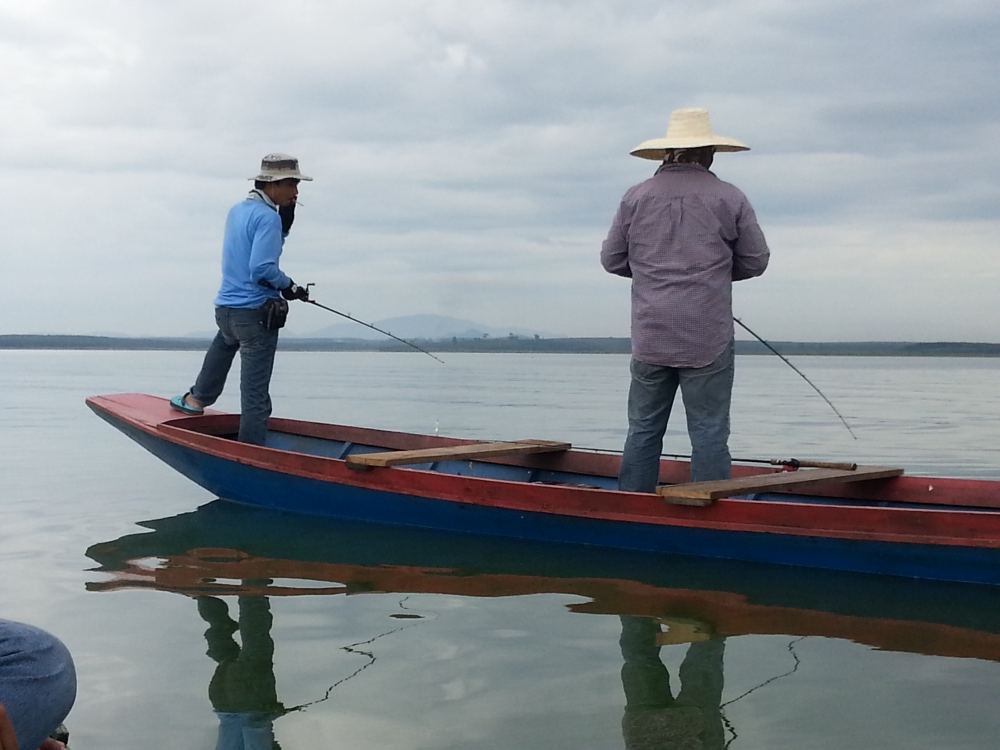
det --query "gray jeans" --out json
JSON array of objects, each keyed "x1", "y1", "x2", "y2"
[
  {"x1": 0, "y1": 620, "x2": 76, "y2": 750},
  {"x1": 618, "y1": 341, "x2": 734, "y2": 491},
  {"x1": 190, "y1": 306, "x2": 280, "y2": 445}
]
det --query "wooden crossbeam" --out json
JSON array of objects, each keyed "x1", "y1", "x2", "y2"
[
  {"x1": 345, "y1": 439, "x2": 571, "y2": 469},
  {"x1": 657, "y1": 465, "x2": 904, "y2": 506}
]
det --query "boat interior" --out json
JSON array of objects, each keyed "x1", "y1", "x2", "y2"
[{"x1": 169, "y1": 414, "x2": 931, "y2": 510}]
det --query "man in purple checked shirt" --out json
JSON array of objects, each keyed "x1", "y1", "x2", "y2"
[{"x1": 601, "y1": 108, "x2": 770, "y2": 490}]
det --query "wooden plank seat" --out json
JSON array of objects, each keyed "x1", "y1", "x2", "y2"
[
  {"x1": 657, "y1": 465, "x2": 905, "y2": 507},
  {"x1": 345, "y1": 439, "x2": 571, "y2": 469}
]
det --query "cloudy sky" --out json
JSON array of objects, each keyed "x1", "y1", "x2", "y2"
[{"x1": 3, "y1": 0, "x2": 998, "y2": 341}]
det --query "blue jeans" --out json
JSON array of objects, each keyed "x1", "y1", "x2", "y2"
[
  {"x1": 618, "y1": 341, "x2": 734, "y2": 491},
  {"x1": 0, "y1": 620, "x2": 76, "y2": 750},
  {"x1": 190, "y1": 306, "x2": 280, "y2": 445}
]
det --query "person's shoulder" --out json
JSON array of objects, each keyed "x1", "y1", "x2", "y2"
[
  {"x1": 621, "y1": 176, "x2": 658, "y2": 201},
  {"x1": 244, "y1": 197, "x2": 278, "y2": 214},
  {"x1": 707, "y1": 172, "x2": 751, "y2": 202},
  {"x1": 231, "y1": 199, "x2": 280, "y2": 226}
]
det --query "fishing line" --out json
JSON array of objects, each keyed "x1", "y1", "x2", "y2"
[
  {"x1": 285, "y1": 595, "x2": 430, "y2": 713},
  {"x1": 720, "y1": 636, "x2": 808, "y2": 749},
  {"x1": 302, "y1": 294, "x2": 446, "y2": 365},
  {"x1": 734, "y1": 317, "x2": 857, "y2": 440},
  {"x1": 720, "y1": 636, "x2": 807, "y2": 710}
]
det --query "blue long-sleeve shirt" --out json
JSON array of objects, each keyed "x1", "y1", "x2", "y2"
[{"x1": 214, "y1": 192, "x2": 291, "y2": 308}]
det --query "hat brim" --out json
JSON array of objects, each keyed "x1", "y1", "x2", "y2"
[
  {"x1": 630, "y1": 137, "x2": 749, "y2": 160},
  {"x1": 250, "y1": 173, "x2": 314, "y2": 182}
]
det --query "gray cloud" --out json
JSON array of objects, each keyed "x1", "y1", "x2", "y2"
[{"x1": 2, "y1": 0, "x2": 998, "y2": 340}]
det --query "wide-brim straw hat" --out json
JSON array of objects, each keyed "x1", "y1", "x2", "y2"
[
  {"x1": 630, "y1": 108, "x2": 749, "y2": 160},
  {"x1": 251, "y1": 153, "x2": 313, "y2": 182}
]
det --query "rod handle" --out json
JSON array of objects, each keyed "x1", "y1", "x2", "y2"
[{"x1": 772, "y1": 459, "x2": 858, "y2": 471}]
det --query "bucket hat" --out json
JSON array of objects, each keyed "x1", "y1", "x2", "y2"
[
  {"x1": 251, "y1": 153, "x2": 313, "y2": 182},
  {"x1": 630, "y1": 108, "x2": 749, "y2": 160}
]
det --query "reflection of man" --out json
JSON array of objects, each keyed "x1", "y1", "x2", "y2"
[
  {"x1": 619, "y1": 616, "x2": 725, "y2": 750},
  {"x1": 198, "y1": 596, "x2": 287, "y2": 750}
]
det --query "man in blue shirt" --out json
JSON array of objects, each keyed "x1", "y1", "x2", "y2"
[{"x1": 171, "y1": 153, "x2": 313, "y2": 445}]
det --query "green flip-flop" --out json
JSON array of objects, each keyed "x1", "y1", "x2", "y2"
[{"x1": 169, "y1": 393, "x2": 204, "y2": 415}]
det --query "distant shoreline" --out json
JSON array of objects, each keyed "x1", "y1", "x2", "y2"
[{"x1": 2, "y1": 334, "x2": 999, "y2": 357}]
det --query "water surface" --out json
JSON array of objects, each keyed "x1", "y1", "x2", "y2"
[{"x1": 2, "y1": 350, "x2": 998, "y2": 748}]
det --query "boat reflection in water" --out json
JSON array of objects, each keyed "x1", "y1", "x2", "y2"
[{"x1": 86, "y1": 500, "x2": 1000, "y2": 748}]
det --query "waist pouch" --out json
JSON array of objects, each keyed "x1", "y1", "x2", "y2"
[{"x1": 262, "y1": 298, "x2": 289, "y2": 331}]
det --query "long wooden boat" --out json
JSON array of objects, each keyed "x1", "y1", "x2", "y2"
[
  {"x1": 86, "y1": 393, "x2": 1000, "y2": 586},
  {"x1": 85, "y1": 501, "x2": 1000, "y2": 662}
]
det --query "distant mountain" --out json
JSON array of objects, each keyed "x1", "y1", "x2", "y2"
[{"x1": 302, "y1": 314, "x2": 560, "y2": 341}]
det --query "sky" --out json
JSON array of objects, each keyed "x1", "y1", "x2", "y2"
[{"x1": 2, "y1": 0, "x2": 998, "y2": 341}]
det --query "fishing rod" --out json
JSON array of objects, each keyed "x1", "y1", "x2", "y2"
[
  {"x1": 663, "y1": 452, "x2": 857, "y2": 471},
  {"x1": 576, "y1": 445, "x2": 857, "y2": 471},
  {"x1": 734, "y1": 317, "x2": 857, "y2": 440},
  {"x1": 302, "y1": 288, "x2": 446, "y2": 365}
]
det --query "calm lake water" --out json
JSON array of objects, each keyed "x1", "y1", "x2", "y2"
[{"x1": 2, "y1": 350, "x2": 999, "y2": 749}]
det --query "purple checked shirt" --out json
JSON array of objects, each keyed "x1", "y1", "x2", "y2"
[{"x1": 601, "y1": 163, "x2": 770, "y2": 368}]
